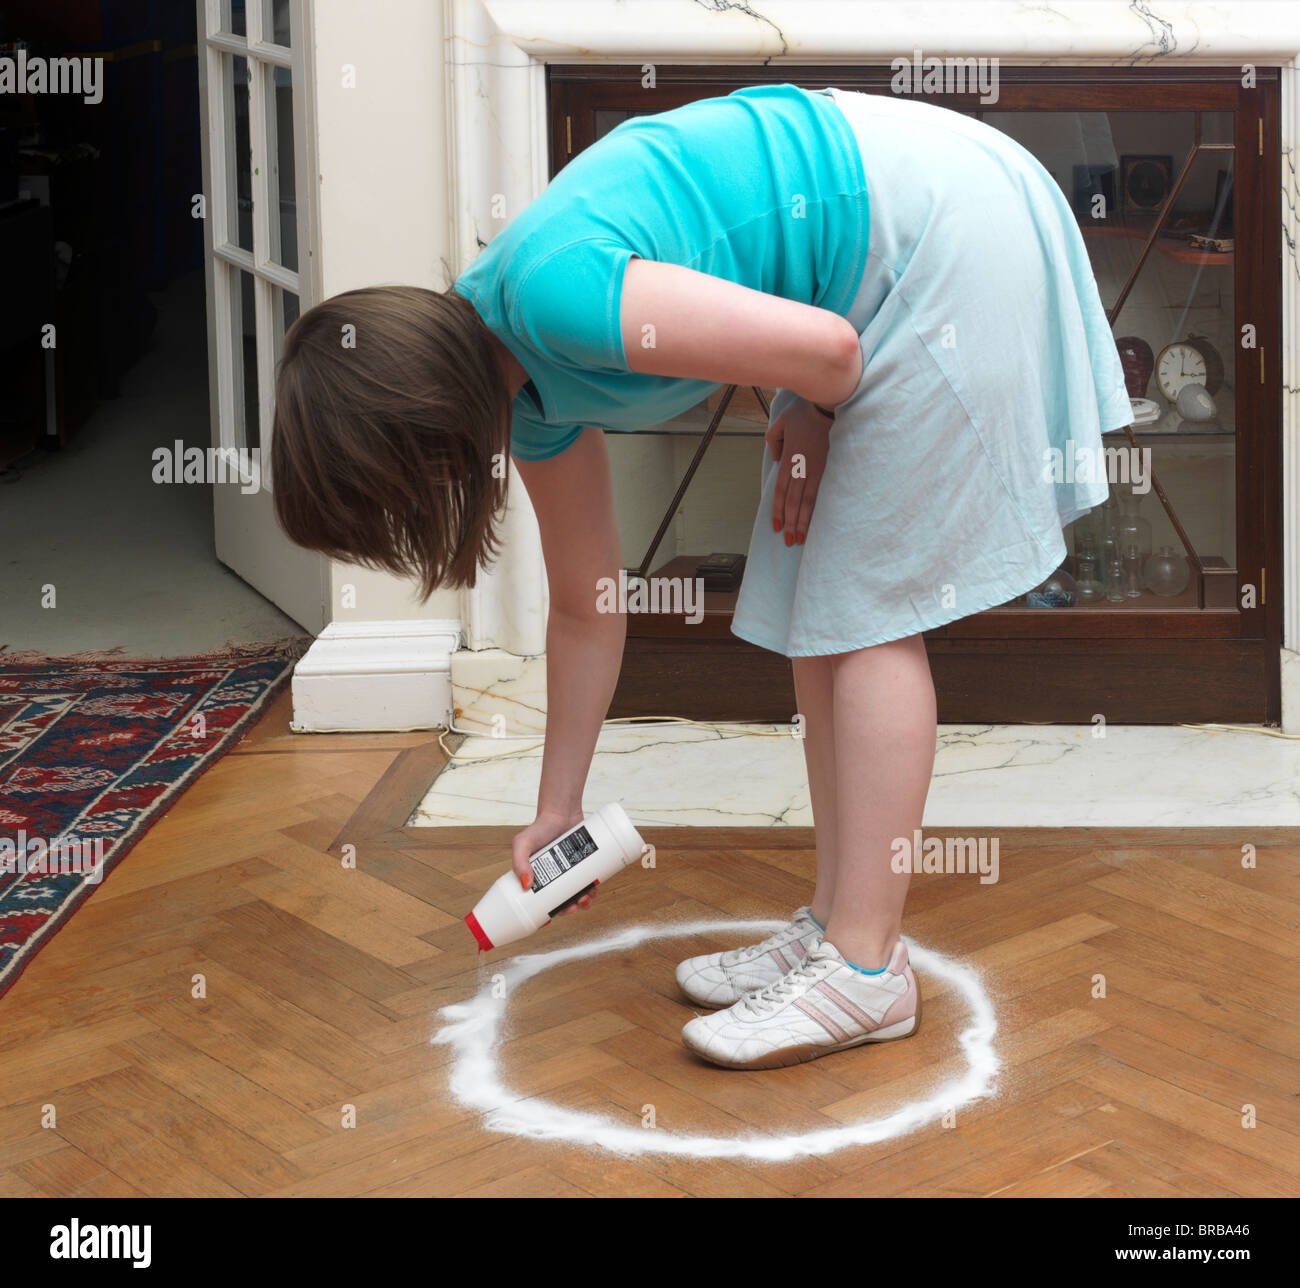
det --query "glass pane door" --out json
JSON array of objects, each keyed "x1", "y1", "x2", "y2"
[
  {"x1": 976, "y1": 107, "x2": 1236, "y2": 612},
  {"x1": 198, "y1": 0, "x2": 326, "y2": 631}
]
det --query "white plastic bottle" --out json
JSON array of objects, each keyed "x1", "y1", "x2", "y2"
[{"x1": 465, "y1": 803, "x2": 648, "y2": 951}]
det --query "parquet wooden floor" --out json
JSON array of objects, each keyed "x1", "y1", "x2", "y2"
[{"x1": 2, "y1": 690, "x2": 1297, "y2": 1197}]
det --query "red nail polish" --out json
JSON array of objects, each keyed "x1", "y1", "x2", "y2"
[
  {"x1": 796, "y1": 532, "x2": 805, "y2": 545},
  {"x1": 773, "y1": 518, "x2": 781, "y2": 532},
  {"x1": 785, "y1": 531, "x2": 794, "y2": 546}
]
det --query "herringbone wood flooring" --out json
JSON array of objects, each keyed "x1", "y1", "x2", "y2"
[{"x1": 2, "y1": 690, "x2": 1297, "y2": 1197}]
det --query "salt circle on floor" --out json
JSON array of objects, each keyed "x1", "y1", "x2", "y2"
[{"x1": 432, "y1": 919, "x2": 1000, "y2": 1161}]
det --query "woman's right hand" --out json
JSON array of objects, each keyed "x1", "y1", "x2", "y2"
[
  {"x1": 764, "y1": 397, "x2": 833, "y2": 547},
  {"x1": 511, "y1": 809, "x2": 595, "y2": 915}
]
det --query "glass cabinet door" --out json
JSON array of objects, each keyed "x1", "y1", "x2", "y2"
[
  {"x1": 592, "y1": 98, "x2": 1245, "y2": 624},
  {"x1": 980, "y1": 107, "x2": 1237, "y2": 614}
]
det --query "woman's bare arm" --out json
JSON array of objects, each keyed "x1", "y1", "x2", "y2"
[
  {"x1": 506, "y1": 262, "x2": 858, "y2": 876},
  {"x1": 513, "y1": 425, "x2": 627, "y2": 832},
  {"x1": 619, "y1": 258, "x2": 863, "y2": 406}
]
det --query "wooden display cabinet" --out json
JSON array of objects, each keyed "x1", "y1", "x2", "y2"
[{"x1": 544, "y1": 65, "x2": 1282, "y2": 724}]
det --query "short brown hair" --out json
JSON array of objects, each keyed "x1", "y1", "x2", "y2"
[{"x1": 270, "y1": 284, "x2": 511, "y2": 598}]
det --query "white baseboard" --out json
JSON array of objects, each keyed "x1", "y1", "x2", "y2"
[{"x1": 289, "y1": 619, "x2": 462, "y2": 732}]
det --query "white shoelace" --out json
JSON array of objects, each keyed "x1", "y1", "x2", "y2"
[
  {"x1": 720, "y1": 914, "x2": 812, "y2": 967},
  {"x1": 737, "y1": 953, "x2": 834, "y2": 1018}
]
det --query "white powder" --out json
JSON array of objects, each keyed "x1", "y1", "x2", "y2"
[{"x1": 432, "y1": 919, "x2": 999, "y2": 1161}]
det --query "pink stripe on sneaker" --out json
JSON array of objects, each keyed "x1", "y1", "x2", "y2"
[
  {"x1": 767, "y1": 948, "x2": 790, "y2": 972},
  {"x1": 815, "y1": 979, "x2": 880, "y2": 1030},
  {"x1": 794, "y1": 997, "x2": 849, "y2": 1043},
  {"x1": 791, "y1": 938, "x2": 808, "y2": 960}
]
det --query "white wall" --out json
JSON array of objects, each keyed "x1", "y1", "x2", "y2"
[{"x1": 311, "y1": 0, "x2": 461, "y2": 622}]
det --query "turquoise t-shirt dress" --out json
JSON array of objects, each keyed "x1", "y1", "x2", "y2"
[
  {"x1": 451, "y1": 83, "x2": 1133, "y2": 657},
  {"x1": 452, "y1": 83, "x2": 869, "y2": 461}
]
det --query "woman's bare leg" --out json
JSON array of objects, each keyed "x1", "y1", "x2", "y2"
[
  {"x1": 791, "y1": 655, "x2": 838, "y2": 926},
  {"x1": 821, "y1": 633, "x2": 936, "y2": 969}
]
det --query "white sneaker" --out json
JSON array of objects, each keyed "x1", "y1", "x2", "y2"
[
  {"x1": 681, "y1": 937, "x2": 921, "y2": 1070},
  {"x1": 675, "y1": 907, "x2": 823, "y2": 1008}
]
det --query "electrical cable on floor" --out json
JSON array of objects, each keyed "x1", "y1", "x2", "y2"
[
  {"x1": 290, "y1": 713, "x2": 1300, "y2": 758},
  {"x1": 1177, "y1": 721, "x2": 1300, "y2": 739},
  {"x1": 1020, "y1": 718, "x2": 1300, "y2": 739},
  {"x1": 289, "y1": 713, "x2": 799, "y2": 760},
  {"x1": 430, "y1": 715, "x2": 797, "y2": 761}
]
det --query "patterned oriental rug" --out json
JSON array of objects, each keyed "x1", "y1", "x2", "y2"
[{"x1": 0, "y1": 641, "x2": 309, "y2": 999}]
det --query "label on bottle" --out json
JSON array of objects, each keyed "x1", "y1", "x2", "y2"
[{"x1": 529, "y1": 824, "x2": 598, "y2": 892}]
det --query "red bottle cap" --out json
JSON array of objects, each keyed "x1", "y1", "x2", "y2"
[{"x1": 465, "y1": 911, "x2": 494, "y2": 951}]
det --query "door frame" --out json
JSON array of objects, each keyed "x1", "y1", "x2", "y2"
[{"x1": 195, "y1": 0, "x2": 328, "y2": 634}]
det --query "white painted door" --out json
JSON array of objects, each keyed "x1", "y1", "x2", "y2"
[{"x1": 195, "y1": 0, "x2": 327, "y2": 633}]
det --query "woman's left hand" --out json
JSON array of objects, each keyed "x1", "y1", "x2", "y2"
[{"x1": 765, "y1": 399, "x2": 833, "y2": 546}]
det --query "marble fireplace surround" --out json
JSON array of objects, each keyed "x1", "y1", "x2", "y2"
[{"x1": 446, "y1": 0, "x2": 1300, "y2": 739}]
